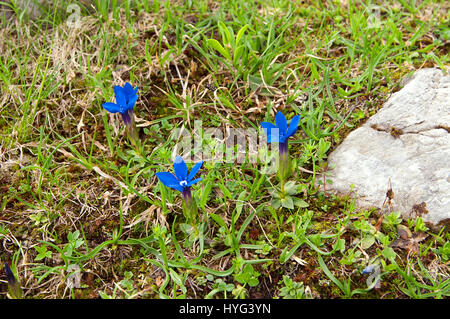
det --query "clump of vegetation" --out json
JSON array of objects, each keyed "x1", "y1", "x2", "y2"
[{"x1": 0, "y1": 0, "x2": 448, "y2": 299}]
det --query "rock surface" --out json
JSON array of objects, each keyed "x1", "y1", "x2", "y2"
[{"x1": 325, "y1": 68, "x2": 450, "y2": 229}]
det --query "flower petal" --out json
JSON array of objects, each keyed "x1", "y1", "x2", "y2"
[
  {"x1": 275, "y1": 111, "x2": 288, "y2": 135},
  {"x1": 173, "y1": 156, "x2": 188, "y2": 180},
  {"x1": 260, "y1": 121, "x2": 276, "y2": 133},
  {"x1": 267, "y1": 128, "x2": 281, "y2": 143},
  {"x1": 126, "y1": 94, "x2": 138, "y2": 110},
  {"x1": 123, "y1": 82, "x2": 135, "y2": 96},
  {"x1": 121, "y1": 110, "x2": 132, "y2": 126},
  {"x1": 174, "y1": 185, "x2": 185, "y2": 192},
  {"x1": 261, "y1": 122, "x2": 277, "y2": 143},
  {"x1": 114, "y1": 86, "x2": 126, "y2": 109},
  {"x1": 155, "y1": 172, "x2": 183, "y2": 192},
  {"x1": 187, "y1": 177, "x2": 202, "y2": 187},
  {"x1": 113, "y1": 85, "x2": 124, "y2": 97},
  {"x1": 187, "y1": 161, "x2": 203, "y2": 182},
  {"x1": 102, "y1": 102, "x2": 120, "y2": 113},
  {"x1": 263, "y1": 126, "x2": 281, "y2": 143},
  {"x1": 285, "y1": 115, "x2": 300, "y2": 139},
  {"x1": 4, "y1": 262, "x2": 16, "y2": 286}
]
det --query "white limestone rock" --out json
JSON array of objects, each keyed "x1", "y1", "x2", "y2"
[{"x1": 326, "y1": 68, "x2": 450, "y2": 229}]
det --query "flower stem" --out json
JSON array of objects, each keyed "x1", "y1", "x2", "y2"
[
  {"x1": 280, "y1": 178, "x2": 285, "y2": 195},
  {"x1": 278, "y1": 141, "x2": 291, "y2": 183},
  {"x1": 122, "y1": 110, "x2": 141, "y2": 154},
  {"x1": 182, "y1": 187, "x2": 198, "y2": 225}
]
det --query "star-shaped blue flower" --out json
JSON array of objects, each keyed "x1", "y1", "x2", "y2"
[
  {"x1": 362, "y1": 265, "x2": 376, "y2": 274},
  {"x1": 4, "y1": 262, "x2": 22, "y2": 299},
  {"x1": 260, "y1": 111, "x2": 300, "y2": 182},
  {"x1": 260, "y1": 111, "x2": 301, "y2": 144},
  {"x1": 102, "y1": 82, "x2": 138, "y2": 124},
  {"x1": 156, "y1": 156, "x2": 203, "y2": 193}
]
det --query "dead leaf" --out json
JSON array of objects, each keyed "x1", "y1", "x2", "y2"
[
  {"x1": 397, "y1": 225, "x2": 412, "y2": 240},
  {"x1": 155, "y1": 276, "x2": 164, "y2": 287},
  {"x1": 391, "y1": 231, "x2": 428, "y2": 253},
  {"x1": 375, "y1": 215, "x2": 384, "y2": 231},
  {"x1": 412, "y1": 232, "x2": 428, "y2": 243},
  {"x1": 291, "y1": 254, "x2": 307, "y2": 266},
  {"x1": 391, "y1": 238, "x2": 412, "y2": 250}
]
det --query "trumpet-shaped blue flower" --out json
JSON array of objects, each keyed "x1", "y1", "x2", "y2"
[
  {"x1": 4, "y1": 262, "x2": 23, "y2": 299},
  {"x1": 260, "y1": 111, "x2": 301, "y2": 184},
  {"x1": 102, "y1": 82, "x2": 139, "y2": 125},
  {"x1": 362, "y1": 265, "x2": 376, "y2": 274},
  {"x1": 156, "y1": 156, "x2": 203, "y2": 202},
  {"x1": 102, "y1": 82, "x2": 140, "y2": 148},
  {"x1": 260, "y1": 111, "x2": 300, "y2": 147}
]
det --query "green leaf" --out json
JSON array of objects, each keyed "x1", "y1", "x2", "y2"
[
  {"x1": 384, "y1": 211, "x2": 402, "y2": 226},
  {"x1": 200, "y1": 179, "x2": 213, "y2": 208},
  {"x1": 218, "y1": 183, "x2": 232, "y2": 200},
  {"x1": 248, "y1": 277, "x2": 259, "y2": 287},
  {"x1": 360, "y1": 235, "x2": 376, "y2": 250},
  {"x1": 235, "y1": 25, "x2": 249, "y2": 47},
  {"x1": 218, "y1": 21, "x2": 232, "y2": 46},
  {"x1": 385, "y1": 263, "x2": 398, "y2": 272},
  {"x1": 234, "y1": 191, "x2": 247, "y2": 223},
  {"x1": 169, "y1": 268, "x2": 186, "y2": 294},
  {"x1": 271, "y1": 199, "x2": 281, "y2": 209},
  {"x1": 234, "y1": 264, "x2": 259, "y2": 287},
  {"x1": 236, "y1": 211, "x2": 256, "y2": 242},
  {"x1": 5, "y1": 265, "x2": 23, "y2": 299},
  {"x1": 207, "y1": 39, "x2": 231, "y2": 60},
  {"x1": 293, "y1": 198, "x2": 309, "y2": 208},
  {"x1": 232, "y1": 285, "x2": 247, "y2": 299},
  {"x1": 233, "y1": 45, "x2": 245, "y2": 65},
  {"x1": 280, "y1": 196, "x2": 294, "y2": 209},
  {"x1": 67, "y1": 230, "x2": 80, "y2": 243},
  {"x1": 333, "y1": 238, "x2": 346, "y2": 254},
  {"x1": 280, "y1": 242, "x2": 304, "y2": 264},
  {"x1": 317, "y1": 138, "x2": 331, "y2": 158},
  {"x1": 382, "y1": 247, "x2": 397, "y2": 263},
  {"x1": 414, "y1": 217, "x2": 429, "y2": 232},
  {"x1": 317, "y1": 254, "x2": 346, "y2": 294},
  {"x1": 225, "y1": 233, "x2": 233, "y2": 247},
  {"x1": 280, "y1": 246, "x2": 289, "y2": 263},
  {"x1": 248, "y1": 74, "x2": 263, "y2": 91},
  {"x1": 35, "y1": 245, "x2": 52, "y2": 261},
  {"x1": 210, "y1": 213, "x2": 226, "y2": 228},
  {"x1": 284, "y1": 181, "x2": 298, "y2": 195}
]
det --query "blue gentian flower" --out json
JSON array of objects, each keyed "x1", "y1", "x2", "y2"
[
  {"x1": 4, "y1": 262, "x2": 17, "y2": 286},
  {"x1": 260, "y1": 111, "x2": 300, "y2": 155},
  {"x1": 156, "y1": 156, "x2": 203, "y2": 204},
  {"x1": 103, "y1": 82, "x2": 140, "y2": 148},
  {"x1": 102, "y1": 82, "x2": 139, "y2": 126},
  {"x1": 363, "y1": 258, "x2": 382, "y2": 275},
  {"x1": 260, "y1": 111, "x2": 300, "y2": 181},
  {"x1": 4, "y1": 262, "x2": 23, "y2": 299},
  {"x1": 362, "y1": 264, "x2": 376, "y2": 274}
]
